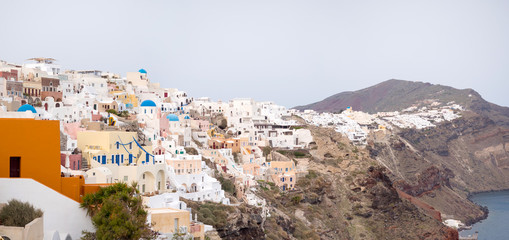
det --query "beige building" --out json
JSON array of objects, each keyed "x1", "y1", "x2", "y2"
[
  {"x1": 266, "y1": 161, "x2": 297, "y2": 191},
  {"x1": 148, "y1": 208, "x2": 204, "y2": 239},
  {"x1": 127, "y1": 71, "x2": 149, "y2": 87},
  {"x1": 93, "y1": 99, "x2": 119, "y2": 113},
  {"x1": 201, "y1": 149, "x2": 229, "y2": 167},
  {"x1": 23, "y1": 80, "x2": 42, "y2": 100}
]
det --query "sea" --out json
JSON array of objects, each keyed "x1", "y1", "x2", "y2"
[{"x1": 460, "y1": 190, "x2": 509, "y2": 240}]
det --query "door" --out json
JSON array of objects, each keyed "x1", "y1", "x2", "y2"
[{"x1": 10, "y1": 157, "x2": 20, "y2": 177}]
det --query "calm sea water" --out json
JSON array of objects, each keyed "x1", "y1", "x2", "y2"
[{"x1": 460, "y1": 190, "x2": 509, "y2": 240}]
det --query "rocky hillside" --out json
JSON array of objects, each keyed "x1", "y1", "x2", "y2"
[
  {"x1": 294, "y1": 79, "x2": 509, "y2": 127},
  {"x1": 368, "y1": 111, "x2": 509, "y2": 225},
  {"x1": 293, "y1": 79, "x2": 509, "y2": 229},
  {"x1": 188, "y1": 122, "x2": 458, "y2": 240}
]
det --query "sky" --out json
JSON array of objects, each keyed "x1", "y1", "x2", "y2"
[{"x1": 1, "y1": 0, "x2": 508, "y2": 108}]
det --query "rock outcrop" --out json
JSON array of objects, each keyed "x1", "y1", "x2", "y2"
[{"x1": 369, "y1": 112, "x2": 509, "y2": 224}]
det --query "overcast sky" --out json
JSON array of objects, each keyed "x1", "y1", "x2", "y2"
[{"x1": 1, "y1": 0, "x2": 508, "y2": 107}]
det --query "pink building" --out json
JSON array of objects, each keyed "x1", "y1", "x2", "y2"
[
  {"x1": 60, "y1": 153, "x2": 82, "y2": 170},
  {"x1": 166, "y1": 159, "x2": 201, "y2": 175},
  {"x1": 242, "y1": 163, "x2": 261, "y2": 176}
]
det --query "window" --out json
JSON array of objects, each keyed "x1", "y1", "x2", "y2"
[
  {"x1": 143, "y1": 173, "x2": 145, "y2": 179},
  {"x1": 174, "y1": 218, "x2": 179, "y2": 232},
  {"x1": 124, "y1": 176, "x2": 128, "y2": 182}
]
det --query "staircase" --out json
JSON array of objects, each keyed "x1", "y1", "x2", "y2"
[{"x1": 81, "y1": 157, "x2": 89, "y2": 171}]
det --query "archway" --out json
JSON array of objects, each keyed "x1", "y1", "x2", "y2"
[
  {"x1": 190, "y1": 183, "x2": 198, "y2": 193},
  {"x1": 181, "y1": 183, "x2": 188, "y2": 192}
]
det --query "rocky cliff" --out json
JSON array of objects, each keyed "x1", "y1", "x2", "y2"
[{"x1": 368, "y1": 111, "x2": 509, "y2": 224}]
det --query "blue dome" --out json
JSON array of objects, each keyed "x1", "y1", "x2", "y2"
[
  {"x1": 166, "y1": 114, "x2": 179, "y2": 121},
  {"x1": 139, "y1": 69, "x2": 147, "y2": 74},
  {"x1": 184, "y1": 115, "x2": 190, "y2": 120},
  {"x1": 140, "y1": 100, "x2": 156, "y2": 107},
  {"x1": 17, "y1": 104, "x2": 37, "y2": 113}
]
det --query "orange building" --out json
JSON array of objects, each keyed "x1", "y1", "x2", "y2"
[
  {"x1": 0, "y1": 118, "x2": 103, "y2": 202},
  {"x1": 208, "y1": 137, "x2": 241, "y2": 153}
]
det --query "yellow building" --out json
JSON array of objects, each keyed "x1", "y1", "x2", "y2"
[
  {"x1": 267, "y1": 161, "x2": 297, "y2": 191},
  {"x1": 268, "y1": 161, "x2": 296, "y2": 174},
  {"x1": 110, "y1": 90, "x2": 139, "y2": 107},
  {"x1": 201, "y1": 149, "x2": 228, "y2": 167},
  {"x1": 148, "y1": 208, "x2": 205, "y2": 239},
  {"x1": 77, "y1": 131, "x2": 153, "y2": 167}
]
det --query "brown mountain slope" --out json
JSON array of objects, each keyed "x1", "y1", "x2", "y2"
[{"x1": 294, "y1": 79, "x2": 509, "y2": 127}]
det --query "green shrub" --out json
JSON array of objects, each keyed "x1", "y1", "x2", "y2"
[
  {"x1": 0, "y1": 199, "x2": 43, "y2": 227},
  {"x1": 352, "y1": 147, "x2": 359, "y2": 153},
  {"x1": 192, "y1": 202, "x2": 232, "y2": 228},
  {"x1": 80, "y1": 182, "x2": 155, "y2": 239},
  {"x1": 263, "y1": 146, "x2": 272, "y2": 157},
  {"x1": 218, "y1": 175, "x2": 236, "y2": 195},
  {"x1": 106, "y1": 109, "x2": 118, "y2": 115},
  {"x1": 293, "y1": 151, "x2": 306, "y2": 157},
  {"x1": 305, "y1": 170, "x2": 318, "y2": 179},
  {"x1": 106, "y1": 109, "x2": 130, "y2": 118},
  {"x1": 291, "y1": 195, "x2": 302, "y2": 205},
  {"x1": 277, "y1": 150, "x2": 288, "y2": 155}
]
